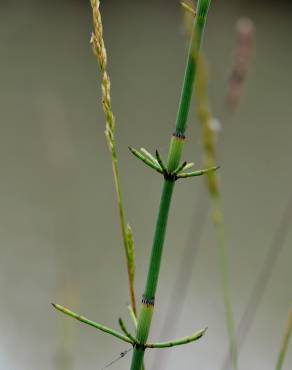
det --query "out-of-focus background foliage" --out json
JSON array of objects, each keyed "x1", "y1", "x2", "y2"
[{"x1": 0, "y1": 0, "x2": 291, "y2": 369}]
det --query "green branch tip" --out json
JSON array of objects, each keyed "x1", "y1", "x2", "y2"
[
  {"x1": 127, "y1": 305, "x2": 138, "y2": 328},
  {"x1": 173, "y1": 161, "x2": 188, "y2": 175},
  {"x1": 155, "y1": 150, "x2": 168, "y2": 173},
  {"x1": 140, "y1": 148, "x2": 160, "y2": 166},
  {"x1": 182, "y1": 162, "x2": 195, "y2": 171},
  {"x1": 118, "y1": 317, "x2": 137, "y2": 343},
  {"x1": 145, "y1": 327, "x2": 207, "y2": 348},
  {"x1": 128, "y1": 146, "x2": 163, "y2": 174},
  {"x1": 177, "y1": 165, "x2": 220, "y2": 178},
  {"x1": 180, "y1": 1, "x2": 196, "y2": 16},
  {"x1": 52, "y1": 303, "x2": 134, "y2": 344}
]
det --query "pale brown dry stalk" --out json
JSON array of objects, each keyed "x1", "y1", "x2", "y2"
[
  {"x1": 90, "y1": 0, "x2": 137, "y2": 316},
  {"x1": 196, "y1": 55, "x2": 238, "y2": 370},
  {"x1": 226, "y1": 18, "x2": 255, "y2": 111}
]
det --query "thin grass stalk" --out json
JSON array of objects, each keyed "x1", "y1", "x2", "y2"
[
  {"x1": 275, "y1": 308, "x2": 292, "y2": 370},
  {"x1": 196, "y1": 55, "x2": 238, "y2": 370},
  {"x1": 90, "y1": 0, "x2": 137, "y2": 316},
  {"x1": 130, "y1": 1, "x2": 212, "y2": 369},
  {"x1": 222, "y1": 194, "x2": 292, "y2": 370}
]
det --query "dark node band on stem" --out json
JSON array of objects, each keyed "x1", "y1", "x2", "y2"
[
  {"x1": 172, "y1": 131, "x2": 186, "y2": 140},
  {"x1": 142, "y1": 294, "x2": 155, "y2": 307},
  {"x1": 163, "y1": 172, "x2": 178, "y2": 182},
  {"x1": 133, "y1": 342, "x2": 146, "y2": 351}
]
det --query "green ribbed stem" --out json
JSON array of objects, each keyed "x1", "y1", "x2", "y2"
[{"x1": 130, "y1": 1, "x2": 212, "y2": 369}]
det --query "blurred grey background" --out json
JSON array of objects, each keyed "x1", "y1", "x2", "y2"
[{"x1": 0, "y1": 0, "x2": 291, "y2": 369}]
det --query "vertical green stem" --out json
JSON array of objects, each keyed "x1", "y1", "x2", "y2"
[
  {"x1": 129, "y1": 1, "x2": 212, "y2": 369},
  {"x1": 143, "y1": 180, "x2": 175, "y2": 300},
  {"x1": 275, "y1": 308, "x2": 292, "y2": 370}
]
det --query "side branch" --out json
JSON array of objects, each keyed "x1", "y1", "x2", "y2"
[
  {"x1": 145, "y1": 327, "x2": 207, "y2": 349},
  {"x1": 52, "y1": 303, "x2": 134, "y2": 345},
  {"x1": 129, "y1": 147, "x2": 163, "y2": 174},
  {"x1": 119, "y1": 317, "x2": 137, "y2": 343},
  {"x1": 177, "y1": 165, "x2": 219, "y2": 178},
  {"x1": 129, "y1": 146, "x2": 218, "y2": 181}
]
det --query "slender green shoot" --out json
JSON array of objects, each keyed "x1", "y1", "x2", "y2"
[
  {"x1": 180, "y1": 1, "x2": 196, "y2": 16},
  {"x1": 173, "y1": 160, "x2": 188, "y2": 175},
  {"x1": 177, "y1": 166, "x2": 219, "y2": 178},
  {"x1": 90, "y1": 0, "x2": 137, "y2": 316},
  {"x1": 119, "y1": 318, "x2": 137, "y2": 343},
  {"x1": 140, "y1": 148, "x2": 160, "y2": 167},
  {"x1": 128, "y1": 305, "x2": 138, "y2": 329},
  {"x1": 52, "y1": 303, "x2": 134, "y2": 345},
  {"x1": 145, "y1": 328, "x2": 207, "y2": 348},
  {"x1": 196, "y1": 54, "x2": 238, "y2": 370},
  {"x1": 155, "y1": 150, "x2": 168, "y2": 174},
  {"x1": 129, "y1": 147, "x2": 163, "y2": 173},
  {"x1": 182, "y1": 162, "x2": 195, "y2": 170},
  {"x1": 275, "y1": 308, "x2": 292, "y2": 370}
]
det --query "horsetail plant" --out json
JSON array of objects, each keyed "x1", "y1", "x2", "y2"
[
  {"x1": 53, "y1": 0, "x2": 217, "y2": 369},
  {"x1": 129, "y1": 0, "x2": 216, "y2": 369}
]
